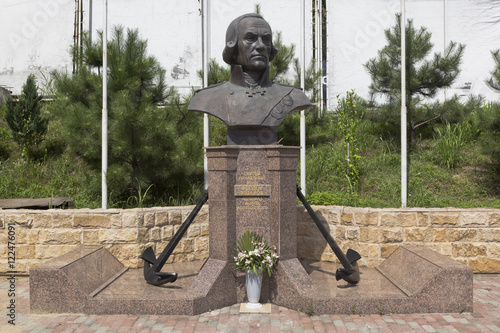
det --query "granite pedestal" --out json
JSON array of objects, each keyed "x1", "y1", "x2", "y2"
[
  {"x1": 30, "y1": 145, "x2": 473, "y2": 315},
  {"x1": 188, "y1": 146, "x2": 314, "y2": 311}
]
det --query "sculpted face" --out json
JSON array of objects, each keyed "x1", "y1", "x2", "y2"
[{"x1": 235, "y1": 17, "x2": 273, "y2": 73}]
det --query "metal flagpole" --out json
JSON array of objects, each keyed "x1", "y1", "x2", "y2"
[
  {"x1": 88, "y1": 0, "x2": 93, "y2": 44},
  {"x1": 444, "y1": 0, "x2": 448, "y2": 47},
  {"x1": 443, "y1": 0, "x2": 448, "y2": 101},
  {"x1": 401, "y1": 0, "x2": 407, "y2": 207},
  {"x1": 102, "y1": 0, "x2": 108, "y2": 209},
  {"x1": 318, "y1": 0, "x2": 323, "y2": 116},
  {"x1": 300, "y1": 0, "x2": 307, "y2": 196},
  {"x1": 202, "y1": 0, "x2": 210, "y2": 191}
]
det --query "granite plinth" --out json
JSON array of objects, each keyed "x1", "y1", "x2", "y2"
[
  {"x1": 301, "y1": 245, "x2": 473, "y2": 314},
  {"x1": 187, "y1": 146, "x2": 309, "y2": 311},
  {"x1": 30, "y1": 246, "x2": 125, "y2": 314},
  {"x1": 203, "y1": 146, "x2": 300, "y2": 262},
  {"x1": 30, "y1": 245, "x2": 472, "y2": 315},
  {"x1": 29, "y1": 145, "x2": 472, "y2": 315}
]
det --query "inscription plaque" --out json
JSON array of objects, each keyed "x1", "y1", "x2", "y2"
[
  {"x1": 238, "y1": 171, "x2": 266, "y2": 185},
  {"x1": 234, "y1": 185, "x2": 271, "y2": 197},
  {"x1": 236, "y1": 198, "x2": 269, "y2": 211}
]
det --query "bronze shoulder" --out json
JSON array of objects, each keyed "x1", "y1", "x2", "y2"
[
  {"x1": 194, "y1": 82, "x2": 226, "y2": 93},
  {"x1": 273, "y1": 83, "x2": 305, "y2": 90}
]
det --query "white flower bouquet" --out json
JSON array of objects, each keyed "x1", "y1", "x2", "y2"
[{"x1": 231, "y1": 231, "x2": 279, "y2": 277}]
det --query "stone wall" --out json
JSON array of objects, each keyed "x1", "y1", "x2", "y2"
[
  {"x1": 0, "y1": 207, "x2": 209, "y2": 275},
  {"x1": 1, "y1": 206, "x2": 499, "y2": 275},
  {"x1": 297, "y1": 206, "x2": 500, "y2": 273}
]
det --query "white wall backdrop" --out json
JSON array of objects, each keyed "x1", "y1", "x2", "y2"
[
  {"x1": 0, "y1": 0, "x2": 313, "y2": 96},
  {"x1": 0, "y1": 0, "x2": 75, "y2": 94},
  {"x1": 1, "y1": 0, "x2": 499, "y2": 108},
  {"x1": 327, "y1": 0, "x2": 500, "y2": 109}
]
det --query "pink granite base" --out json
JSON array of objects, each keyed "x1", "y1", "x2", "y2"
[
  {"x1": 30, "y1": 245, "x2": 473, "y2": 315},
  {"x1": 30, "y1": 246, "x2": 126, "y2": 314},
  {"x1": 29, "y1": 146, "x2": 472, "y2": 315}
]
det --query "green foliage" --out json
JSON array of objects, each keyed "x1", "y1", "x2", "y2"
[
  {"x1": 302, "y1": 109, "x2": 339, "y2": 146},
  {"x1": 48, "y1": 26, "x2": 204, "y2": 205},
  {"x1": 475, "y1": 102, "x2": 500, "y2": 180},
  {"x1": 305, "y1": 143, "x2": 345, "y2": 192},
  {"x1": 365, "y1": 14, "x2": 465, "y2": 145},
  {"x1": 486, "y1": 50, "x2": 500, "y2": 92},
  {"x1": 208, "y1": 116, "x2": 228, "y2": 146},
  {"x1": 433, "y1": 123, "x2": 467, "y2": 169},
  {"x1": 254, "y1": 4, "x2": 262, "y2": 15},
  {"x1": 197, "y1": 59, "x2": 230, "y2": 86},
  {"x1": 231, "y1": 231, "x2": 279, "y2": 277},
  {"x1": 307, "y1": 191, "x2": 358, "y2": 207},
  {"x1": 0, "y1": 105, "x2": 14, "y2": 160},
  {"x1": 336, "y1": 91, "x2": 364, "y2": 193},
  {"x1": 304, "y1": 110, "x2": 500, "y2": 209},
  {"x1": 305, "y1": 300, "x2": 315, "y2": 316},
  {"x1": 6, "y1": 75, "x2": 48, "y2": 160},
  {"x1": 293, "y1": 57, "x2": 323, "y2": 102},
  {"x1": 481, "y1": 55, "x2": 500, "y2": 180},
  {"x1": 126, "y1": 183, "x2": 154, "y2": 208},
  {"x1": 2, "y1": 96, "x2": 499, "y2": 209},
  {"x1": 270, "y1": 31, "x2": 296, "y2": 84},
  {"x1": 406, "y1": 144, "x2": 499, "y2": 208},
  {"x1": 422, "y1": 95, "x2": 483, "y2": 125},
  {"x1": 236, "y1": 231, "x2": 262, "y2": 253},
  {"x1": 0, "y1": 152, "x2": 101, "y2": 208},
  {"x1": 364, "y1": 94, "x2": 483, "y2": 144}
]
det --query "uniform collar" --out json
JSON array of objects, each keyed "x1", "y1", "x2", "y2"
[{"x1": 229, "y1": 65, "x2": 272, "y2": 87}]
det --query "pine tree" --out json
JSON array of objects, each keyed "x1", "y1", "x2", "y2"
[
  {"x1": 270, "y1": 31, "x2": 296, "y2": 83},
  {"x1": 483, "y1": 50, "x2": 500, "y2": 179},
  {"x1": 486, "y1": 50, "x2": 500, "y2": 92},
  {"x1": 197, "y1": 59, "x2": 230, "y2": 86},
  {"x1": 6, "y1": 75, "x2": 48, "y2": 160},
  {"x1": 365, "y1": 14, "x2": 465, "y2": 146},
  {"x1": 293, "y1": 57, "x2": 322, "y2": 101},
  {"x1": 49, "y1": 26, "x2": 200, "y2": 204}
]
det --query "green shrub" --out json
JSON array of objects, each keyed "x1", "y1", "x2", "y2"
[
  {"x1": 475, "y1": 102, "x2": 500, "y2": 179},
  {"x1": 48, "y1": 26, "x2": 205, "y2": 206},
  {"x1": 6, "y1": 75, "x2": 48, "y2": 161},
  {"x1": 0, "y1": 105, "x2": 14, "y2": 160},
  {"x1": 434, "y1": 123, "x2": 465, "y2": 169},
  {"x1": 365, "y1": 14, "x2": 465, "y2": 146},
  {"x1": 433, "y1": 118, "x2": 480, "y2": 169},
  {"x1": 0, "y1": 152, "x2": 101, "y2": 208},
  {"x1": 486, "y1": 50, "x2": 500, "y2": 92},
  {"x1": 307, "y1": 191, "x2": 357, "y2": 206},
  {"x1": 336, "y1": 91, "x2": 364, "y2": 193}
]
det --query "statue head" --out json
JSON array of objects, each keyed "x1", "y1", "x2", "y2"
[{"x1": 222, "y1": 13, "x2": 279, "y2": 73}]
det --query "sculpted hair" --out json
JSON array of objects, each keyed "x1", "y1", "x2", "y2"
[{"x1": 222, "y1": 13, "x2": 279, "y2": 65}]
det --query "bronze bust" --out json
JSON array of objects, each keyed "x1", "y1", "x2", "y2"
[{"x1": 188, "y1": 13, "x2": 312, "y2": 145}]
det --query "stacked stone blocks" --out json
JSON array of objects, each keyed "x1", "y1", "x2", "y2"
[
  {"x1": 0, "y1": 207, "x2": 209, "y2": 274},
  {"x1": 296, "y1": 206, "x2": 500, "y2": 273},
  {"x1": 1, "y1": 206, "x2": 499, "y2": 274}
]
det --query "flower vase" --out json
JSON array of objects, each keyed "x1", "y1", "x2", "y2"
[{"x1": 245, "y1": 268, "x2": 263, "y2": 309}]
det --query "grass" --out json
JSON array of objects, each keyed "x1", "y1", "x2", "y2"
[
  {"x1": 0, "y1": 106, "x2": 498, "y2": 209},
  {"x1": 0, "y1": 154, "x2": 102, "y2": 208},
  {"x1": 304, "y1": 117, "x2": 499, "y2": 209}
]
